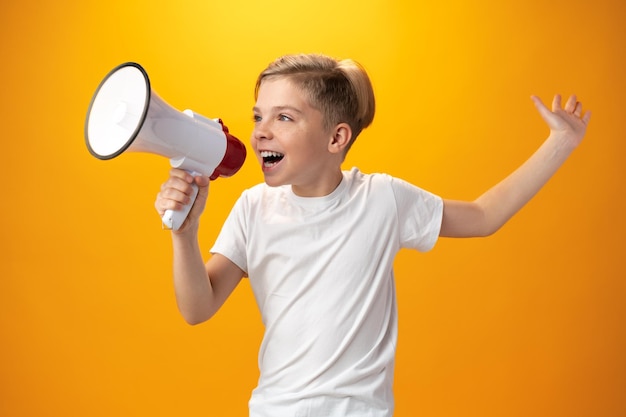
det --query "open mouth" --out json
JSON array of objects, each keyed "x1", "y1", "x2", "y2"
[{"x1": 260, "y1": 151, "x2": 284, "y2": 168}]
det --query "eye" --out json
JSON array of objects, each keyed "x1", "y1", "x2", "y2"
[
  {"x1": 252, "y1": 114, "x2": 262, "y2": 123},
  {"x1": 278, "y1": 114, "x2": 293, "y2": 122}
]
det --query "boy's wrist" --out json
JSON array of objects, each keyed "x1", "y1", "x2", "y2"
[
  {"x1": 547, "y1": 131, "x2": 580, "y2": 155},
  {"x1": 170, "y1": 220, "x2": 200, "y2": 239}
]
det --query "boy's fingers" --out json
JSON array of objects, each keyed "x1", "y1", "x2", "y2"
[
  {"x1": 564, "y1": 95, "x2": 578, "y2": 113},
  {"x1": 194, "y1": 175, "x2": 210, "y2": 187},
  {"x1": 574, "y1": 101, "x2": 583, "y2": 117},
  {"x1": 169, "y1": 168, "x2": 194, "y2": 183},
  {"x1": 551, "y1": 94, "x2": 562, "y2": 111},
  {"x1": 163, "y1": 176, "x2": 193, "y2": 194}
]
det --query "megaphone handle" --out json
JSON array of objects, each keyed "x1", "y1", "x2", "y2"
[{"x1": 161, "y1": 171, "x2": 200, "y2": 231}]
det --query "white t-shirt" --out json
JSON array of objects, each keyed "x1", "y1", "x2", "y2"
[{"x1": 211, "y1": 168, "x2": 443, "y2": 417}]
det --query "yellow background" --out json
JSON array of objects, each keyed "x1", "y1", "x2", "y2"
[{"x1": 1, "y1": 0, "x2": 624, "y2": 416}]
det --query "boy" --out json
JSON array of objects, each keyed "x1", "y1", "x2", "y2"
[{"x1": 155, "y1": 54, "x2": 591, "y2": 416}]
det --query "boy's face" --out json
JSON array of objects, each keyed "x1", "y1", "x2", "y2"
[{"x1": 252, "y1": 77, "x2": 342, "y2": 197}]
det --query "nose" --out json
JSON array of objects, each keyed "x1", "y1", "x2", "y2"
[{"x1": 253, "y1": 119, "x2": 272, "y2": 142}]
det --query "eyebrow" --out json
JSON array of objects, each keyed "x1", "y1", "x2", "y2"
[{"x1": 252, "y1": 105, "x2": 304, "y2": 114}]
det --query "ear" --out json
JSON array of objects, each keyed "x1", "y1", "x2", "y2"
[{"x1": 328, "y1": 123, "x2": 352, "y2": 155}]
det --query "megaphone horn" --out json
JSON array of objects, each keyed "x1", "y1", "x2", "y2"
[{"x1": 84, "y1": 62, "x2": 246, "y2": 230}]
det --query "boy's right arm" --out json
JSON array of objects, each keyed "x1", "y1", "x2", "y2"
[
  {"x1": 156, "y1": 168, "x2": 245, "y2": 325},
  {"x1": 172, "y1": 235, "x2": 244, "y2": 325}
]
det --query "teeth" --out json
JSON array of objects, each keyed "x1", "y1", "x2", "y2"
[{"x1": 260, "y1": 151, "x2": 284, "y2": 158}]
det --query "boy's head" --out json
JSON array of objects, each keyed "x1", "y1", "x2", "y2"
[{"x1": 255, "y1": 53, "x2": 376, "y2": 155}]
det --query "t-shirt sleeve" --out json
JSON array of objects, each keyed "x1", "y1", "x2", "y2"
[
  {"x1": 210, "y1": 192, "x2": 249, "y2": 275},
  {"x1": 388, "y1": 175, "x2": 443, "y2": 252}
]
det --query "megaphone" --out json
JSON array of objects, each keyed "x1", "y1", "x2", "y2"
[{"x1": 84, "y1": 62, "x2": 246, "y2": 230}]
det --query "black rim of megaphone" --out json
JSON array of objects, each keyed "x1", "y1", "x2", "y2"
[{"x1": 84, "y1": 62, "x2": 151, "y2": 160}]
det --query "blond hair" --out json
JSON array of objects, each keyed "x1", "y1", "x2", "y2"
[{"x1": 255, "y1": 53, "x2": 375, "y2": 154}]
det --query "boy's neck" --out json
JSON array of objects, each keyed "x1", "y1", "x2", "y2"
[{"x1": 290, "y1": 169, "x2": 344, "y2": 198}]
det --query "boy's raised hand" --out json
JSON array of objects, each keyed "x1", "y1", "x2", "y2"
[{"x1": 531, "y1": 94, "x2": 592, "y2": 148}]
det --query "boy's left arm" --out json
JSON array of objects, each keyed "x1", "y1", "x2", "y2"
[{"x1": 439, "y1": 94, "x2": 591, "y2": 238}]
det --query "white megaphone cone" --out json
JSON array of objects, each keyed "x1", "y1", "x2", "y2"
[{"x1": 85, "y1": 62, "x2": 246, "y2": 230}]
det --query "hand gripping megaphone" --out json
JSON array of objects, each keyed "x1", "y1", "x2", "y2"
[{"x1": 84, "y1": 62, "x2": 246, "y2": 230}]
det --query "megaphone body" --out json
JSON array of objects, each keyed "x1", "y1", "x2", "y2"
[{"x1": 85, "y1": 62, "x2": 246, "y2": 230}]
